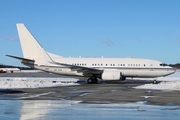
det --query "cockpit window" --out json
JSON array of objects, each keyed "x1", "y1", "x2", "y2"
[{"x1": 160, "y1": 63, "x2": 168, "y2": 66}]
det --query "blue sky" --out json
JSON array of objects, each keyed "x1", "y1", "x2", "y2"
[{"x1": 0, "y1": 0, "x2": 180, "y2": 66}]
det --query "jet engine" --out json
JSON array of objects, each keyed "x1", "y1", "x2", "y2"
[{"x1": 101, "y1": 70, "x2": 122, "y2": 81}]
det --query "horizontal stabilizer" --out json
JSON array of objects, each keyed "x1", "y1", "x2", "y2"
[{"x1": 6, "y1": 55, "x2": 34, "y2": 62}]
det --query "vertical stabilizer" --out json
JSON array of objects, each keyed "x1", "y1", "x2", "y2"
[{"x1": 16, "y1": 24, "x2": 53, "y2": 65}]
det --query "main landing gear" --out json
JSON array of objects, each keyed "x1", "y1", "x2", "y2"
[
  {"x1": 121, "y1": 76, "x2": 126, "y2": 81},
  {"x1": 87, "y1": 77, "x2": 98, "y2": 84}
]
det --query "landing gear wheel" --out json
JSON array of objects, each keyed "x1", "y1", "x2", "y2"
[
  {"x1": 120, "y1": 76, "x2": 126, "y2": 81},
  {"x1": 122, "y1": 76, "x2": 126, "y2": 81},
  {"x1": 87, "y1": 77, "x2": 98, "y2": 84},
  {"x1": 92, "y1": 79, "x2": 98, "y2": 84},
  {"x1": 153, "y1": 80, "x2": 157, "y2": 84},
  {"x1": 87, "y1": 79, "x2": 93, "y2": 84}
]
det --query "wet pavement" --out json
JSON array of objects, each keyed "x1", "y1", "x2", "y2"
[
  {"x1": 1, "y1": 100, "x2": 180, "y2": 120},
  {"x1": 0, "y1": 72, "x2": 180, "y2": 119}
]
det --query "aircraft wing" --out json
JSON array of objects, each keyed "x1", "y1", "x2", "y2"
[
  {"x1": 50, "y1": 61, "x2": 103, "y2": 76},
  {"x1": 6, "y1": 54, "x2": 103, "y2": 76}
]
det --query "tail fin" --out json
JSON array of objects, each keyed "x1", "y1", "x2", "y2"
[{"x1": 16, "y1": 24, "x2": 53, "y2": 65}]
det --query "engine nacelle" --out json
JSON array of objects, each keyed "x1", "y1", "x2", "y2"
[{"x1": 101, "y1": 70, "x2": 122, "y2": 81}]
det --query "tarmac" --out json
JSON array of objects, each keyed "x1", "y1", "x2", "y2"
[{"x1": 0, "y1": 72, "x2": 180, "y2": 105}]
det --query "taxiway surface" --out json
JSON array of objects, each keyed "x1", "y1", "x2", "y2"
[{"x1": 0, "y1": 72, "x2": 180, "y2": 105}]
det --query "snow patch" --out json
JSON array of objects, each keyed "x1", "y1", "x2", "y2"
[
  {"x1": 0, "y1": 77, "x2": 79, "y2": 89},
  {"x1": 135, "y1": 81, "x2": 180, "y2": 90}
]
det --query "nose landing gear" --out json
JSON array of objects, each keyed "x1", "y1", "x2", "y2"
[
  {"x1": 153, "y1": 80, "x2": 157, "y2": 84},
  {"x1": 153, "y1": 78, "x2": 158, "y2": 84}
]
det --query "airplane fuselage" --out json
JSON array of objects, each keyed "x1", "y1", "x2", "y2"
[{"x1": 23, "y1": 56, "x2": 175, "y2": 80}]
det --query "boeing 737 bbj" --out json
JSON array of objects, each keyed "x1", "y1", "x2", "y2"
[{"x1": 6, "y1": 24, "x2": 176, "y2": 84}]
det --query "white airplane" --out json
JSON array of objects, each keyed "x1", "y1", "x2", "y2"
[{"x1": 6, "y1": 24, "x2": 176, "y2": 84}]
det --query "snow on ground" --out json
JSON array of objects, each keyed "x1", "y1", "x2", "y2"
[
  {"x1": 135, "y1": 70, "x2": 180, "y2": 90},
  {"x1": 0, "y1": 77, "x2": 79, "y2": 89},
  {"x1": 0, "y1": 70, "x2": 180, "y2": 90},
  {"x1": 15, "y1": 70, "x2": 42, "y2": 73},
  {"x1": 135, "y1": 81, "x2": 180, "y2": 90}
]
